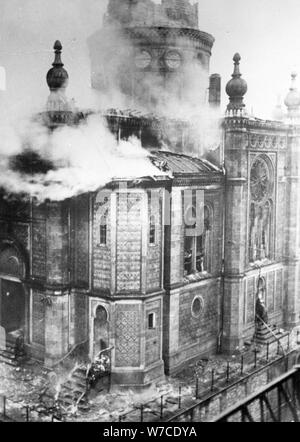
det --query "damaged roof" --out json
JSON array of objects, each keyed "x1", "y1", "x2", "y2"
[{"x1": 150, "y1": 150, "x2": 222, "y2": 176}]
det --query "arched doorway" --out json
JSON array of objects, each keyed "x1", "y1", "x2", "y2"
[
  {"x1": 0, "y1": 241, "x2": 27, "y2": 338},
  {"x1": 93, "y1": 305, "x2": 109, "y2": 358}
]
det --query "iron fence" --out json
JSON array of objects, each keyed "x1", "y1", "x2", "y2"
[
  {"x1": 213, "y1": 365, "x2": 300, "y2": 422},
  {"x1": 0, "y1": 331, "x2": 293, "y2": 422}
]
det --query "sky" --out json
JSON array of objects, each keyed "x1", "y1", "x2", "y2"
[{"x1": 0, "y1": 0, "x2": 299, "y2": 119}]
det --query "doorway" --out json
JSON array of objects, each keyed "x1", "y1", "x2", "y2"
[
  {"x1": 93, "y1": 305, "x2": 109, "y2": 359},
  {"x1": 0, "y1": 278, "x2": 25, "y2": 334}
]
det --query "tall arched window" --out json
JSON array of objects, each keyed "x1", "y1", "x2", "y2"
[
  {"x1": 94, "y1": 305, "x2": 109, "y2": 357},
  {"x1": 183, "y1": 196, "x2": 212, "y2": 276},
  {"x1": 100, "y1": 210, "x2": 108, "y2": 246},
  {"x1": 249, "y1": 155, "x2": 274, "y2": 263},
  {"x1": 184, "y1": 205, "x2": 197, "y2": 275},
  {"x1": 196, "y1": 205, "x2": 213, "y2": 273}
]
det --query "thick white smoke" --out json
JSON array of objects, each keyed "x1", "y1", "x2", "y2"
[
  {"x1": 0, "y1": 0, "x2": 221, "y2": 202},
  {"x1": 0, "y1": 114, "x2": 167, "y2": 202}
]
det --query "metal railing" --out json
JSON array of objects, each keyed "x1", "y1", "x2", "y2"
[
  {"x1": 118, "y1": 386, "x2": 184, "y2": 423},
  {"x1": 118, "y1": 333, "x2": 291, "y2": 422},
  {"x1": 0, "y1": 333, "x2": 292, "y2": 422},
  {"x1": 167, "y1": 338, "x2": 294, "y2": 423},
  {"x1": 214, "y1": 365, "x2": 300, "y2": 422}
]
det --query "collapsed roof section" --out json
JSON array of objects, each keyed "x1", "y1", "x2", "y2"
[{"x1": 35, "y1": 106, "x2": 224, "y2": 191}]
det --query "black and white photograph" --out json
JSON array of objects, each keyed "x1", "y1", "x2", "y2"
[{"x1": 0, "y1": 0, "x2": 300, "y2": 427}]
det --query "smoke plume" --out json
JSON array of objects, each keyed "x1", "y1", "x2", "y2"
[
  {"x1": 0, "y1": 0, "x2": 221, "y2": 202},
  {"x1": 0, "y1": 113, "x2": 166, "y2": 202}
]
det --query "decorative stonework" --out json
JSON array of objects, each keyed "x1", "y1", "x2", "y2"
[
  {"x1": 250, "y1": 157, "x2": 273, "y2": 203},
  {"x1": 115, "y1": 305, "x2": 140, "y2": 367},
  {"x1": 191, "y1": 296, "x2": 204, "y2": 318},
  {"x1": 249, "y1": 154, "x2": 275, "y2": 263},
  {"x1": 11, "y1": 223, "x2": 30, "y2": 251},
  {"x1": 32, "y1": 221, "x2": 47, "y2": 279},
  {"x1": 116, "y1": 193, "x2": 142, "y2": 292},
  {"x1": 93, "y1": 191, "x2": 111, "y2": 291},
  {"x1": 91, "y1": 300, "x2": 110, "y2": 320},
  {"x1": 73, "y1": 196, "x2": 89, "y2": 287},
  {"x1": 126, "y1": 27, "x2": 214, "y2": 53},
  {"x1": 32, "y1": 292, "x2": 45, "y2": 347},
  {"x1": 249, "y1": 134, "x2": 287, "y2": 150},
  {"x1": 147, "y1": 191, "x2": 162, "y2": 292},
  {"x1": 0, "y1": 241, "x2": 26, "y2": 279}
]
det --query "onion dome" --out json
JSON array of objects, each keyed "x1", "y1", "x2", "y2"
[
  {"x1": 226, "y1": 53, "x2": 248, "y2": 112},
  {"x1": 46, "y1": 41, "x2": 69, "y2": 92},
  {"x1": 284, "y1": 72, "x2": 300, "y2": 114}
]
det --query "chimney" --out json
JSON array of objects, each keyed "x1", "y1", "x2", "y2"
[{"x1": 209, "y1": 73, "x2": 221, "y2": 108}]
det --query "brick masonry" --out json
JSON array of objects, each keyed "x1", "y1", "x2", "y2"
[
  {"x1": 31, "y1": 291, "x2": 45, "y2": 347},
  {"x1": 0, "y1": 118, "x2": 299, "y2": 386},
  {"x1": 222, "y1": 120, "x2": 297, "y2": 353},
  {"x1": 93, "y1": 192, "x2": 111, "y2": 291},
  {"x1": 145, "y1": 298, "x2": 162, "y2": 366},
  {"x1": 116, "y1": 193, "x2": 143, "y2": 292},
  {"x1": 115, "y1": 303, "x2": 141, "y2": 368}
]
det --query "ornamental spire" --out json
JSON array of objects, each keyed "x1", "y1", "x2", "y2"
[
  {"x1": 45, "y1": 40, "x2": 73, "y2": 113},
  {"x1": 46, "y1": 40, "x2": 69, "y2": 92},
  {"x1": 225, "y1": 53, "x2": 248, "y2": 115}
]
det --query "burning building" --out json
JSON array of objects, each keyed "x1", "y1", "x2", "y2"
[{"x1": 0, "y1": 0, "x2": 300, "y2": 390}]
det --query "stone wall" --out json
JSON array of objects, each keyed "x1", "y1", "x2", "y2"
[
  {"x1": 145, "y1": 298, "x2": 162, "y2": 366},
  {"x1": 146, "y1": 190, "x2": 162, "y2": 292},
  {"x1": 115, "y1": 303, "x2": 141, "y2": 368},
  {"x1": 116, "y1": 193, "x2": 143, "y2": 293},
  {"x1": 44, "y1": 293, "x2": 70, "y2": 366},
  {"x1": 93, "y1": 193, "x2": 111, "y2": 291},
  {"x1": 45, "y1": 202, "x2": 69, "y2": 286},
  {"x1": 31, "y1": 290, "x2": 45, "y2": 348},
  {"x1": 223, "y1": 119, "x2": 291, "y2": 353},
  {"x1": 70, "y1": 290, "x2": 88, "y2": 347},
  {"x1": 179, "y1": 281, "x2": 220, "y2": 348},
  {"x1": 164, "y1": 278, "x2": 221, "y2": 374},
  {"x1": 72, "y1": 195, "x2": 90, "y2": 288}
]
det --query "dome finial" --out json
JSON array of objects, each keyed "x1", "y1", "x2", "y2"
[
  {"x1": 226, "y1": 53, "x2": 248, "y2": 114},
  {"x1": 46, "y1": 40, "x2": 69, "y2": 92},
  {"x1": 46, "y1": 41, "x2": 73, "y2": 113},
  {"x1": 284, "y1": 72, "x2": 300, "y2": 118}
]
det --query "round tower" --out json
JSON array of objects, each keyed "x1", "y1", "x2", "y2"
[{"x1": 88, "y1": 0, "x2": 215, "y2": 113}]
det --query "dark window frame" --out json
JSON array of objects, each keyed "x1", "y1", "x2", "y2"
[{"x1": 99, "y1": 210, "x2": 108, "y2": 246}]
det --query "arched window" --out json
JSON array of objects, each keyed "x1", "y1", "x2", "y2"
[
  {"x1": 184, "y1": 205, "x2": 197, "y2": 275},
  {"x1": 196, "y1": 205, "x2": 212, "y2": 273},
  {"x1": 94, "y1": 305, "x2": 109, "y2": 356},
  {"x1": 0, "y1": 244, "x2": 26, "y2": 279},
  {"x1": 99, "y1": 210, "x2": 108, "y2": 246},
  {"x1": 249, "y1": 155, "x2": 274, "y2": 263},
  {"x1": 183, "y1": 199, "x2": 212, "y2": 276}
]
